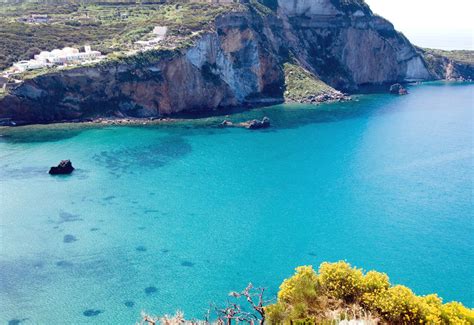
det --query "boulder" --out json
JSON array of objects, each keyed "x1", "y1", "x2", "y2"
[
  {"x1": 220, "y1": 119, "x2": 233, "y2": 127},
  {"x1": 49, "y1": 160, "x2": 75, "y2": 175},
  {"x1": 389, "y1": 83, "x2": 408, "y2": 95},
  {"x1": 245, "y1": 117, "x2": 271, "y2": 130},
  {"x1": 399, "y1": 88, "x2": 409, "y2": 95}
]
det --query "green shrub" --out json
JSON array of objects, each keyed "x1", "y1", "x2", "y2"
[{"x1": 283, "y1": 63, "x2": 335, "y2": 101}]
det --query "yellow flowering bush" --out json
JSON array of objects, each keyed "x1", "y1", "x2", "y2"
[
  {"x1": 318, "y1": 261, "x2": 364, "y2": 303},
  {"x1": 265, "y1": 261, "x2": 474, "y2": 324},
  {"x1": 365, "y1": 285, "x2": 424, "y2": 323},
  {"x1": 440, "y1": 302, "x2": 474, "y2": 324},
  {"x1": 278, "y1": 266, "x2": 319, "y2": 304},
  {"x1": 363, "y1": 270, "x2": 390, "y2": 293}
]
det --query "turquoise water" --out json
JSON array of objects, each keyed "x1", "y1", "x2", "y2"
[{"x1": 0, "y1": 82, "x2": 473, "y2": 324}]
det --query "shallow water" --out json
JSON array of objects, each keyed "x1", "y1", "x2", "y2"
[{"x1": 0, "y1": 82, "x2": 473, "y2": 324}]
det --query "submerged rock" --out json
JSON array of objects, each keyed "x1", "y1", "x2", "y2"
[
  {"x1": 144, "y1": 286, "x2": 157, "y2": 295},
  {"x1": 63, "y1": 234, "x2": 77, "y2": 243},
  {"x1": 49, "y1": 160, "x2": 75, "y2": 175},
  {"x1": 124, "y1": 301, "x2": 135, "y2": 308},
  {"x1": 83, "y1": 309, "x2": 102, "y2": 317},
  {"x1": 389, "y1": 83, "x2": 409, "y2": 95},
  {"x1": 181, "y1": 261, "x2": 195, "y2": 267}
]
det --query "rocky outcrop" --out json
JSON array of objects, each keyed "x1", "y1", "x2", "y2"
[
  {"x1": 0, "y1": 0, "x2": 464, "y2": 125},
  {"x1": 219, "y1": 117, "x2": 271, "y2": 129},
  {"x1": 389, "y1": 83, "x2": 408, "y2": 95},
  {"x1": 49, "y1": 160, "x2": 75, "y2": 175},
  {"x1": 241, "y1": 117, "x2": 271, "y2": 129}
]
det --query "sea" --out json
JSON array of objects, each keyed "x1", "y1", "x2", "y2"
[{"x1": 0, "y1": 81, "x2": 473, "y2": 324}]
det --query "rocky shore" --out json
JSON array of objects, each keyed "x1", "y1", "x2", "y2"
[{"x1": 285, "y1": 91, "x2": 351, "y2": 104}]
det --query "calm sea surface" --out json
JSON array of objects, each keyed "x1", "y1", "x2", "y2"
[{"x1": 0, "y1": 82, "x2": 473, "y2": 324}]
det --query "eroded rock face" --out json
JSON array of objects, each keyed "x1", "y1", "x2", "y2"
[
  {"x1": 276, "y1": 0, "x2": 431, "y2": 88},
  {"x1": 0, "y1": 1, "x2": 447, "y2": 124}
]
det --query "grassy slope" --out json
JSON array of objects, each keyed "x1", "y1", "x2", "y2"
[
  {"x1": 0, "y1": 2, "x2": 244, "y2": 71},
  {"x1": 283, "y1": 63, "x2": 336, "y2": 101}
]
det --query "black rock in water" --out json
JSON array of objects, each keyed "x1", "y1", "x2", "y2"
[{"x1": 49, "y1": 160, "x2": 75, "y2": 175}]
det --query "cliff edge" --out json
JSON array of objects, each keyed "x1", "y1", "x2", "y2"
[{"x1": 0, "y1": 0, "x2": 471, "y2": 124}]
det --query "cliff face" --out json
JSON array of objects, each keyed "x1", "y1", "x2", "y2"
[
  {"x1": 418, "y1": 48, "x2": 474, "y2": 81},
  {"x1": 276, "y1": 0, "x2": 431, "y2": 88},
  {"x1": 0, "y1": 0, "x2": 463, "y2": 124}
]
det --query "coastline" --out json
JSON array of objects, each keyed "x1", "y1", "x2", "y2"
[
  {"x1": 0, "y1": 80, "x2": 471, "y2": 132},
  {"x1": 0, "y1": 94, "x2": 352, "y2": 128}
]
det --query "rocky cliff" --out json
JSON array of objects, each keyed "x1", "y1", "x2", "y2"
[
  {"x1": 0, "y1": 0, "x2": 470, "y2": 124},
  {"x1": 418, "y1": 48, "x2": 474, "y2": 81}
]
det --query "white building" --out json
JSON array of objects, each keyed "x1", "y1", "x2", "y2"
[
  {"x1": 12, "y1": 46, "x2": 102, "y2": 73},
  {"x1": 34, "y1": 46, "x2": 101, "y2": 64},
  {"x1": 153, "y1": 26, "x2": 168, "y2": 38},
  {"x1": 135, "y1": 26, "x2": 168, "y2": 47},
  {"x1": 13, "y1": 60, "x2": 49, "y2": 72}
]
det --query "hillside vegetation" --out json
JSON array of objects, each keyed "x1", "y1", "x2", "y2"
[
  {"x1": 420, "y1": 49, "x2": 474, "y2": 65},
  {"x1": 283, "y1": 63, "x2": 337, "y2": 101},
  {"x1": 0, "y1": 1, "x2": 243, "y2": 70}
]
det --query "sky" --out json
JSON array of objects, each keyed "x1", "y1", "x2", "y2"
[{"x1": 364, "y1": 0, "x2": 474, "y2": 50}]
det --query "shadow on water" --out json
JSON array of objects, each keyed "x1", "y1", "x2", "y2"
[
  {"x1": 8, "y1": 318, "x2": 28, "y2": 325},
  {"x1": 0, "y1": 94, "x2": 392, "y2": 147},
  {"x1": 0, "y1": 165, "x2": 89, "y2": 181},
  {"x1": 0, "y1": 166, "x2": 47, "y2": 180},
  {"x1": 83, "y1": 309, "x2": 103, "y2": 317},
  {"x1": 144, "y1": 286, "x2": 158, "y2": 295},
  {"x1": 136, "y1": 94, "x2": 395, "y2": 134},
  {"x1": 93, "y1": 135, "x2": 192, "y2": 174},
  {"x1": 63, "y1": 235, "x2": 78, "y2": 243},
  {"x1": 0, "y1": 94, "x2": 387, "y2": 146},
  {"x1": 54, "y1": 211, "x2": 83, "y2": 224},
  {"x1": 124, "y1": 301, "x2": 135, "y2": 308},
  {"x1": 0, "y1": 125, "x2": 86, "y2": 144}
]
